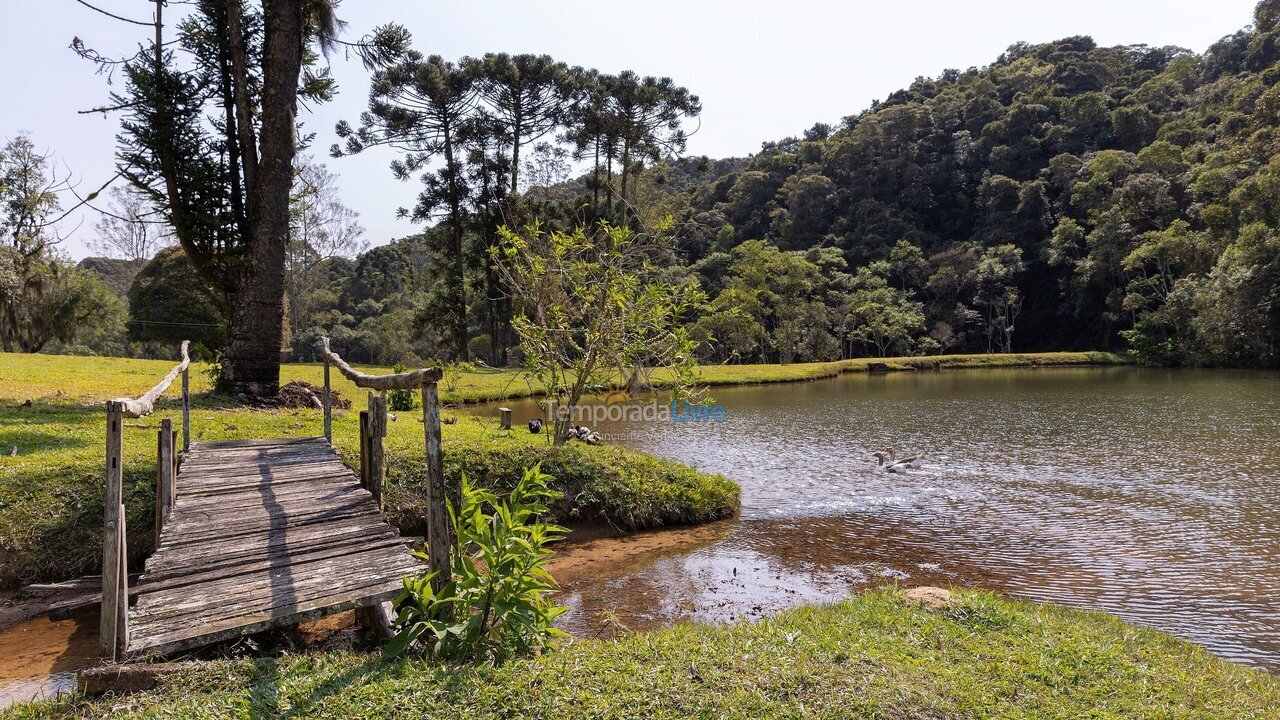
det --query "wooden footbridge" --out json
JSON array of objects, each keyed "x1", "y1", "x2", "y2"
[{"x1": 98, "y1": 340, "x2": 450, "y2": 659}]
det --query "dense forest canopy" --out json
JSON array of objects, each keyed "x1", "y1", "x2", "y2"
[
  {"x1": 275, "y1": 0, "x2": 1279, "y2": 368},
  {"x1": 25, "y1": 1, "x2": 1280, "y2": 370},
  {"x1": 669, "y1": 0, "x2": 1280, "y2": 367}
]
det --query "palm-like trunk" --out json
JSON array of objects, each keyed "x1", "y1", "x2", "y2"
[{"x1": 220, "y1": 0, "x2": 303, "y2": 396}]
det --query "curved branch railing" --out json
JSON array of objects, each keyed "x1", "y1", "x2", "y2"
[
  {"x1": 318, "y1": 337, "x2": 448, "y2": 591},
  {"x1": 320, "y1": 336, "x2": 442, "y2": 391},
  {"x1": 112, "y1": 340, "x2": 190, "y2": 420}
]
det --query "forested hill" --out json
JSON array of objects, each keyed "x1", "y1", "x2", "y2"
[{"x1": 666, "y1": 1, "x2": 1280, "y2": 366}]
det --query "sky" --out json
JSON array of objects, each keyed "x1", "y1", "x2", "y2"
[{"x1": 0, "y1": 0, "x2": 1263, "y2": 259}]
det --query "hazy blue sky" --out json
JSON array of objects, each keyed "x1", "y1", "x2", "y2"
[{"x1": 0, "y1": 0, "x2": 1262, "y2": 258}]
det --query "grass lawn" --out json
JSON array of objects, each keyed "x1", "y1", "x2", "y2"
[
  {"x1": 0, "y1": 352, "x2": 737, "y2": 589},
  {"x1": 4, "y1": 589, "x2": 1276, "y2": 719},
  {"x1": 0, "y1": 348, "x2": 1127, "y2": 588}
]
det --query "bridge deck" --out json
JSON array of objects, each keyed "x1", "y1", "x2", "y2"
[{"x1": 126, "y1": 437, "x2": 421, "y2": 656}]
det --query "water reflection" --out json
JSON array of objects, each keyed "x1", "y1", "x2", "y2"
[{"x1": 488, "y1": 367, "x2": 1280, "y2": 669}]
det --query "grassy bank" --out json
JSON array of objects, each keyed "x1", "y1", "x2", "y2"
[
  {"x1": 690, "y1": 350, "x2": 1131, "y2": 386},
  {"x1": 0, "y1": 350, "x2": 1132, "y2": 408},
  {"x1": 6, "y1": 589, "x2": 1276, "y2": 719},
  {"x1": 0, "y1": 354, "x2": 737, "y2": 589}
]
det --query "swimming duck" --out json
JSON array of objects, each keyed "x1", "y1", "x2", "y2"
[{"x1": 873, "y1": 447, "x2": 922, "y2": 472}]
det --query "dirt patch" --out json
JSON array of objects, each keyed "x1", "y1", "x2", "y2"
[
  {"x1": 902, "y1": 586, "x2": 954, "y2": 610},
  {"x1": 276, "y1": 381, "x2": 350, "y2": 410}
]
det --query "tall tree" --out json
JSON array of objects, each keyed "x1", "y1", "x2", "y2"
[
  {"x1": 474, "y1": 53, "x2": 578, "y2": 197},
  {"x1": 337, "y1": 47, "x2": 478, "y2": 359},
  {"x1": 0, "y1": 135, "x2": 116, "y2": 352},
  {"x1": 603, "y1": 72, "x2": 701, "y2": 219},
  {"x1": 85, "y1": 0, "x2": 353, "y2": 395}
]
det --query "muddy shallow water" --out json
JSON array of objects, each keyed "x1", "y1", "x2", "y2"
[
  {"x1": 486, "y1": 367, "x2": 1280, "y2": 670},
  {"x1": 0, "y1": 615, "x2": 96, "y2": 707}
]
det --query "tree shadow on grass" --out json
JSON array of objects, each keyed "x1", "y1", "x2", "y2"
[
  {"x1": 244, "y1": 653, "x2": 393, "y2": 718},
  {"x1": 0, "y1": 429, "x2": 93, "y2": 456}
]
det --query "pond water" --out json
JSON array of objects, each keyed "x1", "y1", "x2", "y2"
[{"x1": 484, "y1": 367, "x2": 1280, "y2": 670}]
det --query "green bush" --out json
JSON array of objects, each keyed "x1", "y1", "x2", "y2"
[
  {"x1": 388, "y1": 465, "x2": 567, "y2": 661},
  {"x1": 388, "y1": 363, "x2": 416, "y2": 410},
  {"x1": 383, "y1": 425, "x2": 739, "y2": 532}
]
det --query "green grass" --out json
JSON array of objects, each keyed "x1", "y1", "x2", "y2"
[
  {"x1": 0, "y1": 353, "x2": 737, "y2": 589},
  {"x1": 5, "y1": 589, "x2": 1276, "y2": 719},
  {"x1": 0, "y1": 351, "x2": 1132, "y2": 408}
]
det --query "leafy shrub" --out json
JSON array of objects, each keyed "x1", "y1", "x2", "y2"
[
  {"x1": 388, "y1": 464, "x2": 568, "y2": 662},
  {"x1": 440, "y1": 361, "x2": 477, "y2": 393},
  {"x1": 388, "y1": 363, "x2": 416, "y2": 410}
]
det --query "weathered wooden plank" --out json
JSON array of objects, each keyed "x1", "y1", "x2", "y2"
[
  {"x1": 165, "y1": 479, "x2": 366, "y2": 513},
  {"x1": 323, "y1": 357, "x2": 332, "y2": 443},
  {"x1": 158, "y1": 506, "x2": 383, "y2": 547},
  {"x1": 176, "y1": 473, "x2": 357, "y2": 501},
  {"x1": 180, "y1": 451, "x2": 344, "y2": 470},
  {"x1": 179, "y1": 465, "x2": 353, "y2": 486},
  {"x1": 181, "y1": 367, "x2": 190, "y2": 453},
  {"x1": 162, "y1": 486, "x2": 374, "y2": 520},
  {"x1": 145, "y1": 518, "x2": 400, "y2": 563},
  {"x1": 128, "y1": 583, "x2": 409, "y2": 656},
  {"x1": 181, "y1": 450, "x2": 348, "y2": 469},
  {"x1": 136, "y1": 535, "x2": 416, "y2": 596},
  {"x1": 421, "y1": 382, "x2": 449, "y2": 589},
  {"x1": 156, "y1": 419, "x2": 175, "y2": 544},
  {"x1": 194, "y1": 437, "x2": 326, "y2": 449},
  {"x1": 142, "y1": 528, "x2": 416, "y2": 578},
  {"x1": 49, "y1": 537, "x2": 422, "y2": 620},
  {"x1": 132, "y1": 547, "x2": 420, "y2": 621},
  {"x1": 368, "y1": 392, "x2": 386, "y2": 510}
]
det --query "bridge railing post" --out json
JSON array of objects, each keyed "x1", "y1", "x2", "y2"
[
  {"x1": 102, "y1": 400, "x2": 129, "y2": 660},
  {"x1": 367, "y1": 391, "x2": 386, "y2": 510},
  {"x1": 322, "y1": 355, "x2": 332, "y2": 443},
  {"x1": 181, "y1": 366, "x2": 190, "y2": 453},
  {"x1": 420, "y1": 381, "x2": 448, "y2": 591},
  {"x1": 358, "y1": 409, "x2": 370, "y2": 491},
  {"x1": 156, "y1": 418, "x2": 175, "y2": 544}
]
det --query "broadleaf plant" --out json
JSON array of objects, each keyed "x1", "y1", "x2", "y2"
[{"x1": 388, "y1": 464, "x2": 569, "y2": 661}]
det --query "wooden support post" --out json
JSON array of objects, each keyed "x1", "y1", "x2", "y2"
[
  {"x1": 180, "y1": 367, "x2": 190, "y2": 453},
  {"x1": 116, "y1": 511, "x2": 128, "y2": 655},
  {"x1": 155, "y1": 419, "x2": 174, "y2": 545},
  {"x1": 171, "y1": 428, "x2": 178, "y2": 500},
  {"x1": 358, "y1": 410, "x2": 370, "y2": 491},
  {"x1": 367, "y1": 392, "x2": 386, "y2": 510},
  {"x1": 102, "y1": 400, "x2": 129, "y2": 660},
  {"x1": 322, "y1": 357, "x2": 332, "y2": 444},
  {"x1": 499, "y1": 407, "x2": 512, "y2": 430},
  {"x1": 421, "y1": 382, "x2": 449, "y2": 591}
]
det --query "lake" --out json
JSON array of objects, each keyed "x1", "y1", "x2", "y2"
[{"x1": 485, "y1": 367, "x2": 1280, "y2": 670}]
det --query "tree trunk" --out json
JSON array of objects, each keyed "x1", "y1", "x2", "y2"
[
  {"x1": 620, "y1": 138, "x2": 631, "y2": 217},
  {"x1": 220, "y1": 0, "x2": 302, "y2": 396},
  {"x1": 510, "y1": 109, "x2": 522, "y2": 196},
  {"x1": 226, "y1": 0, "x2": 259, "y2": 199},
  {"x1": 442, "y1": 121, "x2": 469, "y2": 360}
]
